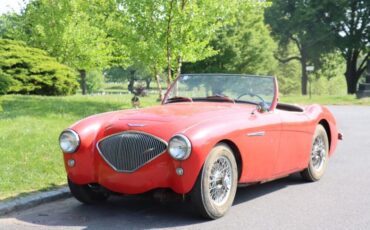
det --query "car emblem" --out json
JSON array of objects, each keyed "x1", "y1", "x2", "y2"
[
  {"x1": 143, "y1": 147, "x2": 155, "y2": 154},
  {"x1": 127, "y1": 123, "x2": 146, "y2": 127}
]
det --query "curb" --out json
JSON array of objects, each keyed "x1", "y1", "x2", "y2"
[{"x1": 0, "y1": 187, "x2": 71, "y2": 216}]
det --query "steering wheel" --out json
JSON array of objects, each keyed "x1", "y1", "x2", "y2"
[{"x1": 236, "y1": 92, "x2": 265, "y2": 103}]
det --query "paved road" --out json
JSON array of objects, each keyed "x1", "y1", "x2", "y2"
[{"x1": 1, "y1": 106, "x2": 369, "y2": 230}]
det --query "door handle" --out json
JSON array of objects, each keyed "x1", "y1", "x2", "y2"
[{"x1": 247, "y1": 131, "x2": 265, "y2": 137}]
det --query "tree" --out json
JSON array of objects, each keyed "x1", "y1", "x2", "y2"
[
  {"x1": 119, "y1": 0, "x2": 168, "y2": 99},
  {"x1": 265, "y1": 0, "x2": 334, "y2": 95},
  {"x1": 121, "y1": 0, "x2": 236, "y2": 93},
  {"x1": 183, "y1": 1, "x2": 278, "y2": 76},
  {"x1": 316, "y1": 0, "x2": 370, "y2": 94},
  {"x1": 0, "y1": 39, "x2": 78, "y2": 95},
  {"x1": 165, "y1": 0, "x2": 238, "y2": 83},
  {"x1": 7, "y1": 0, "x2": 117, "y2": 94}
]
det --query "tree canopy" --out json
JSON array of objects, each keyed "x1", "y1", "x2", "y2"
[
  {"x1": 315, "y1": 0, "x2": 370, "y2": 94},
  {"x1": 265, "y1": 0, "x2": 335, "y2": 95},
  {"x1": 0, "y1": 0, "x2": 368, "y2": 96},
  {"x1": 183, "y1": 1, "x2": 277, "y2": 75}
]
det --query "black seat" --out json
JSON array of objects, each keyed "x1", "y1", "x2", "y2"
[{"x1": 276, "y1": 103, "x2": 304, "y2": 112}]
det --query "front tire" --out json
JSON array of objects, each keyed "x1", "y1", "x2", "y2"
[
  {"x1": 301, "y1": 124, "x2": 329, "y2": 182},
  {"x1": 68, "y1": 178, "x2": 110, "y2": 204},
  {"x1": 191, "y1": 143, "x2": 238, "y2": 219}
]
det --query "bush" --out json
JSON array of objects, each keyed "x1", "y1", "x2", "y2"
[
  {"x1": 0, "y1": 69, "x2": 14, "y2": 95},
  {"x1": 0, "y1": 39, "x2": 79, "y2": 95}
]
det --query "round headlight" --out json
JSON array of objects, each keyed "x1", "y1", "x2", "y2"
[
  {"x1": 59, "y1": 129, "x2": 80, "y2": 153},
  {"x1": 168, "y1": 134, "x2": 191, "y2": 160}
]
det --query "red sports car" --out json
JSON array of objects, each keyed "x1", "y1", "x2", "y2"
[{"x1": 59, "y1": 74, "x2": 341, "y2": 219}]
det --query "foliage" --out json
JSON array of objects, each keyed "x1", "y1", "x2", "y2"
[
  {"x1": 104, "y1": 65, "x2": 153, "y2": 93},
  {"x1": 10, "y1": 0, "x2": 115, "y2": 70},
  {"x1": 315, "y1": 52, "x2": 346, "y2": 80},
  {"x1": 276, "y1": 62, "x2": 301, "y2": 95},
  {"x1": 0, "y1": 39, "x2": 79, "y2": 95},
  {"x1": 85, "y1": 70, "x2": 105, "y2": 94},
  {"x1": 265, "y1": 0, "x2": 335, "y2": 95},
  {"x1": 121, "y1": 0, "x2": 237, "y2": 86},
  {"x1": 227, "y1": 2, "x2": 277, "y2": 75},
  {"x1": 5, "y1": 0, "x2": 121, "y2": 94},
  {"x1": 315, "y1": 0, "x2": 370, "y2": 94},
  {"x1": 183, "y1": 1, "x2": 278, "y2": 75},
  {"x1": 0, "y1": 69, "x2": 14, "y2": 95},
  {"x1": 0, "y1": 94, "x2": 159, "y2": 200}
]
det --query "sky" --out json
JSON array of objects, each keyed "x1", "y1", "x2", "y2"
[{"x1": 0, "y1": 0, "x2": 28, "y2": 15}]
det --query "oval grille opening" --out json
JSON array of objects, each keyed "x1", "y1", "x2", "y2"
[{"x1": 97, "y1": 132, "x2": 167, "y2": 172}]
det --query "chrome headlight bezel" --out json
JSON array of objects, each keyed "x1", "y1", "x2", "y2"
[
  {"x1": 59, "y1": 129, "x2": 80, "y2": 153},
  {"x1": 168, "y1": 134, "x2": 192, "y2": 160}
]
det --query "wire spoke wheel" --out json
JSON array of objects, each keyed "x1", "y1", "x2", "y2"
[
  {"x1": 209, "y1": 156, "x2": 232, "y2": 206},
  {"x1": 191, "y1": 143, "x2": 238, "y2": 219},
  {"x1": 301, "y1": 124, "x2": 329, "y2": 182},
  {"x1": 311, "y1": 136, "x2": 326, "y2": 171}
]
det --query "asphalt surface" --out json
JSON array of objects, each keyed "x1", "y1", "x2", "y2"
[{"x1": 1, "y1": 106, "x2": 369, "y2": 230}]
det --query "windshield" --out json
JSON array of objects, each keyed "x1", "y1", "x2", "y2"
[{"x1": 164, "y1": 74, "x2": 276, "y2": 107}]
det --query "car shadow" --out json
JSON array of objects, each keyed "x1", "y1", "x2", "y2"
[{"x1": 10, "y1": 173, "x2": 306, "y2": 229}]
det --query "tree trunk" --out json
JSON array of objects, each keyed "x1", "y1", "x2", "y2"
[
  {"x1": 128, "y1": 70, "x2": 136, "y2": 93},
  {"x1": 145, "y1": 78, "x2": 151, "y2": 89},
  {"x1": 166, "y1": 0, "x2": 174, "y2": 87},
  {"x1": 154, "y1": 68, "x2": 163, "y2": 101},
  {"x1": 79, "y1": 69, "x2": 87, "y2": 95},
  {"x1": 300, "y1": 54, "x2": 308, "y2": 95},
  {"x1": 175, "y1": 56, "x2": 182, "y2": 79},
  {"x1": 345, "y1": 60, "x2": 359, "y2": 94},
  {"x1": 344, "y1": 51, "x2": 364, "y2": 94}
]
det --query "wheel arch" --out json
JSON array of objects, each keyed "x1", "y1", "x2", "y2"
[
  {"x1": 217, "y1": 139, "x2": 243, "y2": 181},
  {"x1": 319, "y1": 119, "x2": 331, "y2": 151}
]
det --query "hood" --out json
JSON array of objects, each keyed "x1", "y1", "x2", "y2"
[{"x1": 101, "y1": 102, "x2": 255, "y2": 139}]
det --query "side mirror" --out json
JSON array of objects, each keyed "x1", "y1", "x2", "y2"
[{"x1": 256, "y1": 102, "x2": 269, "y2": 113}]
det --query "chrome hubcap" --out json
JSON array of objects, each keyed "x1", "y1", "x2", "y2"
[
  {"x1": 209, "y1": 156, "x2": 232, "y2": 205},
  {"x1": 311, "y1": 136, "x2": 326, "y2": 171}
]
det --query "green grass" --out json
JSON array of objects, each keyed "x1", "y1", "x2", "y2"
[
  {"x1": 280, "y1": 94, "x2": 370, "y2": 105},
  {"x1": 0, "y1": 94, "x2": 159, "y2": 200}
]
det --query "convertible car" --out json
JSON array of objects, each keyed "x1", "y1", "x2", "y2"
[{"x1": 59, "y1": 74, "x2": 342, "y2": 219}]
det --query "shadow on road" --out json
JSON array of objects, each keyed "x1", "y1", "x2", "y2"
[{"x1": 8, "y1": 173, "x2": 305, "y2": 229}]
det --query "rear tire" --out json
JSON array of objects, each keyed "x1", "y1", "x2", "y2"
[
  {"x1": 68, "y1": 178, "x2": 110, "y2": 204},
  {"x1": 301, "y1": 124, "x2": 329, "y2": 182},
  {"x1": 191, "y1": 143, "x2": 238, "y2": 219}
]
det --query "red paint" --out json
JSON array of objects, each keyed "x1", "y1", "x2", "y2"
[{"x1": 63, "y1": 77, "x2": 340, "y2": 195}]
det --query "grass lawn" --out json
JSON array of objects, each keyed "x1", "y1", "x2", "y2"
[
  {"x1": 281, "y1": 94, "x2": 370, "y2": 105},
  {"x1": 0, "y1": 93, "x2": 369, "y2": 200},
  {"x1": 0, "y1": 94, "x2": 159, "y2": 200}
]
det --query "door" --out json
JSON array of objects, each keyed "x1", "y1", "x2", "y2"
[
  {"x1": 274, "y1": 110, "x2": 312, "y2": 175},
  {"x1": 239, "y1": 111, "x2": 282, "y2": 182}
]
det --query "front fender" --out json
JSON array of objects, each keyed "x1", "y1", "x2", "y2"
[
  {"x1": 63, "y1": 112, "x2": 114, "y2": 184},
  {"x1": 175, "y1": 117, "x2": 247, "y2": 193}
]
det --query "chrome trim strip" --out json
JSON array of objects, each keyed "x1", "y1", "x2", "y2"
[
  {"x1": 247, "y1": 131, "x2": 265, "y2": 137},
  {"x1": 127, "y1": 123, "x2": 146, "y2": 127},
  {"x1": 96, "y1": 131, "x2": 168, "y2": 173}
]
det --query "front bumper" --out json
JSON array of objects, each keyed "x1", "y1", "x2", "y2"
[{"x1": 64, "y1": 149, "x2": 198, "y2": 195}]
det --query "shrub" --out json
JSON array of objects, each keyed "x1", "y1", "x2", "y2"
[
  {"x1": 0, "y1": 69, "x2": 15, "y2": 95},
  {"x1": 0, "y1": 39, "x2": 79, "y2": 95}
]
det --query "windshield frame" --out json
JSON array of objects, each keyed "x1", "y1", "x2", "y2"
[{"x1": 162, "y1": 74, "x2": 278, "y2": 111}]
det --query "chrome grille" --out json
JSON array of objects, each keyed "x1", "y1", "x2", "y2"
[{"x1": 97, "y1": 131, "x2": 167, "y2": 172}]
